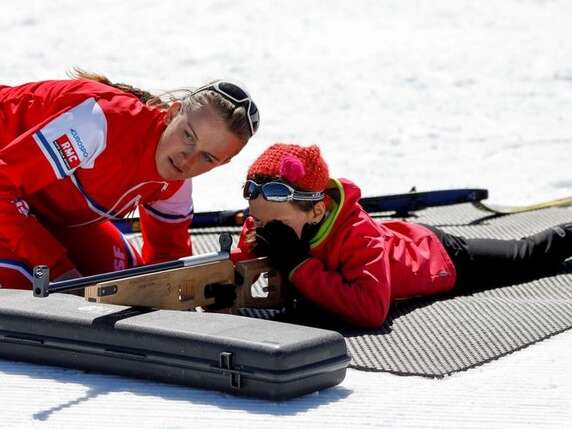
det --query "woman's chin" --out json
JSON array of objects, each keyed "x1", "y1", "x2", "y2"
[
  {"x1": 157, "y1": 167, "x2": 177, "y2": 181},
  {"x1": 156, "y1": 161, "x2": 183, "y2": 180}
]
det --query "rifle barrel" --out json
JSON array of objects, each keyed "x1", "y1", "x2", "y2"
[
  {"x1": 34, "y1": 233, "x2": 234, "y2": 297},
  {"x1": 34, "y1": 251, "x2": 229, "y2": 296}
]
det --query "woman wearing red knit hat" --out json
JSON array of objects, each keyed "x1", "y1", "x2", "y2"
[{"x1": 236, "y1": 143, "x2": 572, "y2": 328}]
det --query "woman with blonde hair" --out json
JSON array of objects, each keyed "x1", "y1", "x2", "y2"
[{"x1": 0, "y1": 70, "x2": 259, "y2": 288}]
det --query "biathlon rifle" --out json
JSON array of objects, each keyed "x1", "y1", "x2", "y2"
[{"x1": 32, "y1": 233, "x2": 287, "y2": 312}]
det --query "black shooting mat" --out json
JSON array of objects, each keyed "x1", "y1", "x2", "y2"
[{"x1": 127, "y1": 203, "x2": 572, "y2": 377}]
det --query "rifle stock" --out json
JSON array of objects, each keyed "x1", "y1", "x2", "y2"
[
  {"x1": 233, "y1": 257, "x2": 286, "y2": 310},
  {"x1": 35, "y1": 232, "x2": 288, "y2": 312},
  {"x1": 84, "y1": 256, "x2": 287, "y2": 312}
]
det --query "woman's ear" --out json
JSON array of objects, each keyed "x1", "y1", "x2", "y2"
[
  {"x1": 309, "y1": 200, "x2": 327, "y2": 225},
  {"x1": 165, "y1": 101, "x2": 182, "y2": 124}
]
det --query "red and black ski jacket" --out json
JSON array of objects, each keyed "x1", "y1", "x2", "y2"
[
  {"x1": 0, "y1": 79, "x2": 193, "y2": 277},
  {"x1": 235, "y1": 178, "x2": 457, "y2": 327}
]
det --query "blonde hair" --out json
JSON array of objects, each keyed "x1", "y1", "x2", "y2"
[{"x1": 68, "y1": 68, "x2": 252, "y2": 144}]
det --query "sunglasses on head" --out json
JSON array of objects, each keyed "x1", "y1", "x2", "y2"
[
  {"x1": 194, "y1": 81, "x2": 260, "y2": 137},
  {"x1": 243, "y1": 179, "x2": 325, "y2": 202}
]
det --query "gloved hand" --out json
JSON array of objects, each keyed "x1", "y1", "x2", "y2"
[{"x1": 253, "y1": 220, "x2": 310, "y2": 275}]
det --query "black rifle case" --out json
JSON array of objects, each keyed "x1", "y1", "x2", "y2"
[{"x1": 0, "y1": 290, "x2": 350, "y2": 400}]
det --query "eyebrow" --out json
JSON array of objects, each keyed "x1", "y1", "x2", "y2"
[
  {"x1": 186, "y1": 119, "x2": 199, "y2": 141},
  {"x1": 186, "y1": 120, "x2": 220, "y2": 162}
]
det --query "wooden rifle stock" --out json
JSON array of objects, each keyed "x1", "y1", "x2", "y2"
[
  {"x1": 35, "y1": 233, "x2": 288, "y2": 312},
  {"x1": 84, "y1": 256, "x2": 287, "y2": 312}
]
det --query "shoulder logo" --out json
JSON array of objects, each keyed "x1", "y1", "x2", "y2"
[
  {"x1": 33, "y1": 98, "x2": 108, "y2": 178},
  {"x1": 54, "y1": 134, "x2": 80, "y2": 169},
  {"x1": 69, "y1": 128, "x2": 90, "y2": 158},
  {"x1": 12, "y1": 198, "x2": 30, "y2": 216}
]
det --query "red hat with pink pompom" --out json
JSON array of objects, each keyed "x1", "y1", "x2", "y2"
[{"x1": 247, "y1": 143, "x2": 330, "y2": 192}]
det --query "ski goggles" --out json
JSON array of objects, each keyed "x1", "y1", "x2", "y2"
[
  {"x1": 243, "y1": 179, "x2": 325, "y2": 202},
  {"x1": 195, "y1": 81, "x2": 260, "y2": 137}
]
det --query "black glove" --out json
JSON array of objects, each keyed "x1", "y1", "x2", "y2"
[
  {"x1": 203, "y1": 283, "x2": 237, "y2": 311},
  {"x1": 253, "y1": 220, "x2": 310, "y2": 274}
]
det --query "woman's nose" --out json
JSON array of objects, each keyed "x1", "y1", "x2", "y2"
[
  {"x1": 180, "y1": 147, "x2": 196, "y2": 164},
  {"x1": 182, "y1": 144, "x2": 193, "y2": 156}
]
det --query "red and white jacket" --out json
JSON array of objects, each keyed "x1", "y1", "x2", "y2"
[
  {"x1": 235, "y1": 178, "x2": 457, "y2": 328},
  {"x1": 0, "y1": 80, "x2": 193, "y2": 277}
]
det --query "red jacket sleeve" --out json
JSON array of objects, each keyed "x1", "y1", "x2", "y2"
[
  {"x1": 0, "y1": 101, "x2": 107, "y2": 277},
  {"x1": 138, "y1": 205, "x2": 192, "y2": 263},
  {"x1": 138, "y1": 179, "x2": 194, "y2": 263},
  {"x1": 0, "y1": 92, "x2": 111, "y2": 278},
  {"x1": 289, "y1": 223, "x2": 391, "y2": 328}
]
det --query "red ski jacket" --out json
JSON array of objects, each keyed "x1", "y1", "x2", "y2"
[
  {"x1": 235, "y1": 178, "x2": 456, "y2": 327},
  {"x1": 0, "y1": 80, "x2": 193, "y2": 277}
]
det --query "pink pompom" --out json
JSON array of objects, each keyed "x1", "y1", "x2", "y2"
[{"x1": 280, "y1": 155, "x2": 305, "y2": 184}]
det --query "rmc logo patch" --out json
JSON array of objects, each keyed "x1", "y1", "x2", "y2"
[{"x1": 54, "y1": 134, "x2": 80, "y2": 169}]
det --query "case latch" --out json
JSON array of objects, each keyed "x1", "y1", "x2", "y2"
[{"x1": 218, "y1": 352, "x2": 241, "y2": 389}]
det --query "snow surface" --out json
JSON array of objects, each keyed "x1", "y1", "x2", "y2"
[{"x1": 1, "y1": 0, "x2": 572, "y2": 427}]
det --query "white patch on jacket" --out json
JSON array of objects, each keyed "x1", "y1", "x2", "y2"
[{"x1": 32, "y1": 97, "x2": 107, "y2": 178}]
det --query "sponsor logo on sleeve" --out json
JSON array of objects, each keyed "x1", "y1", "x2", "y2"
[
  {"x1": 69, "y1": 128, "x2": 90, "y2": 158},
  {"x1": 53, "y1": 134, "x2": 81, "y2": 169},
  {"x1": 32, "y1": 98, "x2": 107, "y2": 177},
  {"x1": 113, "y1": 245, "x2": 127, "y2": 271},
  {"x1": 12, "y1": 198, "x2": 30, "y2": 216}
]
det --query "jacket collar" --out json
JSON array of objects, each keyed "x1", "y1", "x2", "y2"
[{"x1": 309, "y1": 178, "x2": 363, "y2": 248}]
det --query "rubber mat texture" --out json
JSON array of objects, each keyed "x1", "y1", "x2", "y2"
[{"x1": 128, "y1": 203, "x2": 572, "y2": 377}]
